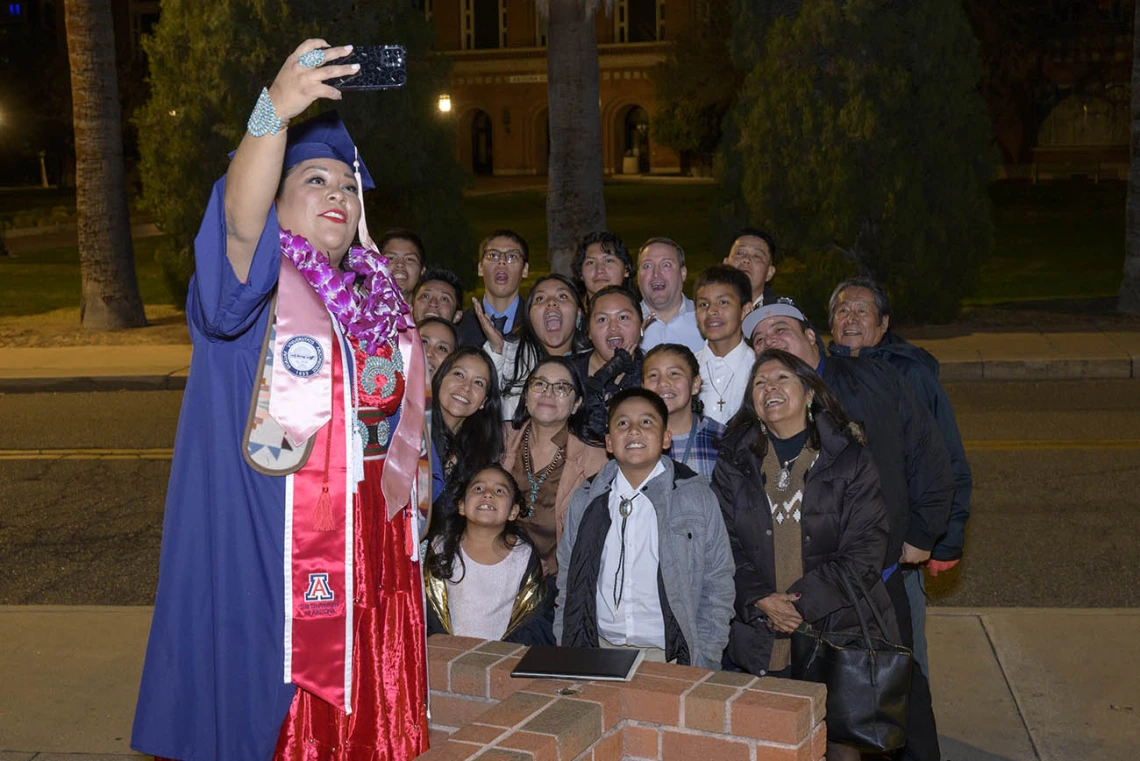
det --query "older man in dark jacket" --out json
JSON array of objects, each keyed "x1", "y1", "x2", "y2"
[
  {"x1": 828, "y1": 277, "x2": 973, "y2": 681},
  {"x1": 745, "y1": 299, "x2": 953, "y2": 761}
]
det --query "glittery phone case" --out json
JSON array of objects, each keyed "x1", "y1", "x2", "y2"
[{"x1": 326, "y1": 45, "x2": 407, "y2": 91}]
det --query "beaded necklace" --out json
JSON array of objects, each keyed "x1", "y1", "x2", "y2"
[{"x1": 521, "y1": 424, "x2": 566, "y2": 517}]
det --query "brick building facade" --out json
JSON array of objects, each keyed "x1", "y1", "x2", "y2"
[{"x1": 428, "y1": 0, "x2": 695, "y2": 176}]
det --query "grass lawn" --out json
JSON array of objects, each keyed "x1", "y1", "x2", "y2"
[
  {"x1": 973, "y1": 181, "x2": 1125, "y2": 304},
  {"x1": 0, "y1": 236, "x2": 169, "y2": 318},
  {"x1": 0, "y1": 180, "x2": 1126, "y2": 319}
]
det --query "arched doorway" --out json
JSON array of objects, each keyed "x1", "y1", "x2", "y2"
[
  {"x1": 472, "y1": 110, "x2": 494, "y2": 175},
  {"x1": 619, "y1": 105, "x2": 650, "y2": 174}
]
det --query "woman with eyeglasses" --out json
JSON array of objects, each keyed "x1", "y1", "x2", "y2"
[
  {"x1": 500, "y1": 357, "x2": 607, "y2": 578},
  {"x1": 475, "y1": 273, "x2": 590, "y2": 420}
]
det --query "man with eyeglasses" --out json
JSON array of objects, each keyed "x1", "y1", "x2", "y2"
[
  {"x1": 457, "y1": 229, "x2": 531, "y2": 347},
  {"x1": 724, "y1": 228, "x2": 781, "y2": 309}
]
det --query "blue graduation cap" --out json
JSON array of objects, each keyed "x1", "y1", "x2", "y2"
[
  {"x1": 283, "y1": 111, "x2": 375, "y2": 192},
  {"x1": 228, "y1": 110, "x2": 375, "y2": 192}
]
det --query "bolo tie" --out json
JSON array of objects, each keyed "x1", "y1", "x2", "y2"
[{"x1": 613, "y1": 493, "x2": 636, "y2": 608}]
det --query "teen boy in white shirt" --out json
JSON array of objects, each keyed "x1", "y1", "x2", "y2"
[{"x1": 694, "y1": 265, "x2": 755, "y2": 425}]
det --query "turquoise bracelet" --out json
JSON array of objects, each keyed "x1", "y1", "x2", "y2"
[{"x1": 247, "y1": 87, "x2": 286, "y2": 137}]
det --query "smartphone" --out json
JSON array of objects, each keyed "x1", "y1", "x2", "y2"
[{"x1": 326, "y1": 45, "x2": 407, "y2": 91}]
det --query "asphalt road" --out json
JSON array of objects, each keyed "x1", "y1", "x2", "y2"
[{"x1": 0, "y1": 381, "x2": 1137, "y2": 607}]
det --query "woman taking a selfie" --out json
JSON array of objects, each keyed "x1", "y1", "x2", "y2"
[
  {"x1": 712, "y1": 349, "x2": 898, "y2": 761},
  {"x1": 132, "y1": 41, "x2": 430, "y2": 761}
]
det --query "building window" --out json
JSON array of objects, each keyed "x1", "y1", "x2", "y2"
[
  {"x1": 463, "y1": 0, "x2": 473, "y2": 49},
  {"x1": 424, "y1": 0, "x2": 432, "y2": 22},
  {"x1": 536, "y1": 10, "x2": 547, "y2": 47},
  {"x1": 500, "y1": 0, "x2": 508, "y2": 47},
  {"x1": 614, "y1": 0, "x2": 662, "y2": 43},
  {"x1": 472, "y1": 0, "x2": 499, "y2": 49}
]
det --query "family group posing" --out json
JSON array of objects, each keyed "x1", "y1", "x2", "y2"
[{"x1": 132, "y1": 42, "x2": 972, "y2": 761}]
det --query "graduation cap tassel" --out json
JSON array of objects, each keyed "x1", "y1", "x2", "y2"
[
  {"x1": 313, "y1": 378, "x2": 337, "y2": 533},
  {"x1": 354, "y1": 147, "x2": 377, "y2": 252}
]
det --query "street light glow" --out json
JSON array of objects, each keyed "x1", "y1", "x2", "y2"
[{"x1": 438, "y1": 94, "x2": 451, "y2": 113}]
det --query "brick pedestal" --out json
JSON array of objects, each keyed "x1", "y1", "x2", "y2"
[{"x1": 418, "y1": 635, "x2": 827, "y2": 761}]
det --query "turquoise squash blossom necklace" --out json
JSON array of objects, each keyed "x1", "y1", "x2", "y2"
[{"x1": 521, "y1": 425, "x2": 565, "y2": 517}]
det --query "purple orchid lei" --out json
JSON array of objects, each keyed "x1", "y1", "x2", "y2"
[{"x1": 279, "y1": 228, "x2": 411, "y2": 356}]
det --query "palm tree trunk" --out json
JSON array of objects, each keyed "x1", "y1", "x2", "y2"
[
  {"x1": 545, "y1": 0, "x2": 607, "y2": 276},
  {"x1": 1120, "y1": 3, "x2": 1140, "y2": 314},
  {"x1": 65, "y1": 0, "x2": 147, "y2": 330}
]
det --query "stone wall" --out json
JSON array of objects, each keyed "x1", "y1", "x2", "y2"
[{"x1": 417, "y1": 635, "x2": 827, "y2": 761}]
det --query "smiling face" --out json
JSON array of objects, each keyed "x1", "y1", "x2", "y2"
[
  {"x1": 588, "y1": 292, "x2": 641, "y2": 363},
  {"x1": 606, "y1": 396, "x2": 672, "y2": 472},
  {"x1": 642, "y1": 350, "x2": 700, "y2": 418},
  {"x1": 581, "y1": 242, "x2": 629, "y2": 297},
  {"x1": 275, "y1": 159, "x2": 362, "y2": 266},
  {"x1": 830, "y1": 286, "x2": 889, "y2": 355},
  {"x1": 725, "y1": 235, "x2": 775, "y2": 300},
  {"x1": 750, "y1": 316, "x2": 820, "y2": 368},
  {"x1": 420, "y1": 321, "x2": 456, "y2": 379},
  {"x1": 751, "y1": 359, "x2": 812, "y2": 438},
  {"x1": 529, "y1": 279, "x2": 579, "y2": 353},
  {"x1": 413, "y1": 279, "x2": 460, "y2": 323},
  {"x1": 637, "y1": 242, "x2": 687, "y2": 314},
  {"x1": 695, "y1": 282, "x2": 749, "y2": 348},
  {"x1": 524, "y1": 361, "x2": 581, "y2": 427},
  {"x1": 458, "y1": 467, "x2": 520, "y2": 529},
  {"x1": 437, "y1": 353, "x2": 491, "y2": 432},
  {"x1": 480, "y1": 235, "x2": 529, "y2": 302},
  {"x1": 382, "y1": 237, "x2": 424, "y2": 298}
]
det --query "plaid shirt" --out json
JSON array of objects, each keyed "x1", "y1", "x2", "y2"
[{"x1": 667, "y1": 415, "x2": 728, "y2": 480}]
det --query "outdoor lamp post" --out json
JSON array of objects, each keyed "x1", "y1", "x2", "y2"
[{"x1": 438, "y1": 94, "x2": 451, "y2": 114}]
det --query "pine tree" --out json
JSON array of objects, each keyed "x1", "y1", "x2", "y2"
[
  {"x1": 137, "y1": 0, "x2": 470, "y2": 306},
  {"x1": 717, "y1": 0, "x2": 994, "y2": 323}
]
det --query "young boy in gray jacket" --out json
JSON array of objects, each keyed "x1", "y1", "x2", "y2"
[{"x1": 554, "y1": 388, "x2": 734, "y2": 670}]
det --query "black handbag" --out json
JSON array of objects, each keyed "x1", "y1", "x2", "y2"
[{"x1": 790, "y1": 568, "x2": 913, "y2": 752}]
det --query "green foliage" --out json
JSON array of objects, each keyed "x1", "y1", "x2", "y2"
[
  {"x1": 716, "y1": 0, "x2": 995, "y2": 323},
  {"x1": 652, "y1": 2, "x2": 738, "y2": 164},
  {"x1": 712, "y1": 0, "x2": 802, "y2": 251},
  {"x1": 137, "y1": 0, "x2": 470, "y2": 305}
]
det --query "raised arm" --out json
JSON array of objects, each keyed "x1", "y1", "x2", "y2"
[{"x1": 223, "y1": 40, "x2": 358, "y2": 281}]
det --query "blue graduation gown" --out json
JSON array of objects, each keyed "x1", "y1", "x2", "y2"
[{"x1": 132, "y1": 176, "x2": 297, "y2": 761}]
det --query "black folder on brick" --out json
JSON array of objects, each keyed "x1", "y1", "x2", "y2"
[{"x1": 510, "y1": 645, "x2": 645, "y2": 681}]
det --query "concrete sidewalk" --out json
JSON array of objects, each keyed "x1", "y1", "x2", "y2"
[
  {"x1": 0, "y1": 606, "x2": 1136, "y2": 760},
  {"x1": 0, "y1": 329, "x2": 1137, "y2": 393}
]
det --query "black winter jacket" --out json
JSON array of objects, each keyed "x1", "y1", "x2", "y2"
[
  {"x1": 711, "y1": 412, "x2": 899, "y2": 676},
  {"x1": 820, "y1": 355, "x2": 954, "y2": 563},
  {"x1": 830, "y1": 334, "x2": 973, "y2": 560}
]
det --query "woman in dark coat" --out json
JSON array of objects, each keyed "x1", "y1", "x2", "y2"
[{"x1": 711, "y1": 349, "x2": 898, "y2": 761}]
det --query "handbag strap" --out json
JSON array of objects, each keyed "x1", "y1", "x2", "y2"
[
  {"x1": 847, "y1": 566, "x2": 893, "y2": 642},
  {"x1": 836, "y1": 564, "x2": 896, "y2": 650},
  {"x1": 835, "y1": 568, "x2": 875, "y2": 650}
]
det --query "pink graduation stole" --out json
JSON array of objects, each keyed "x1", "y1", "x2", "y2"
[
  {"x1": 273, "y1": 257, "x2": 353, "y2": 712},
  {"x1": 271, "y1": 255, "x2": 429, "y2": 714}
]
